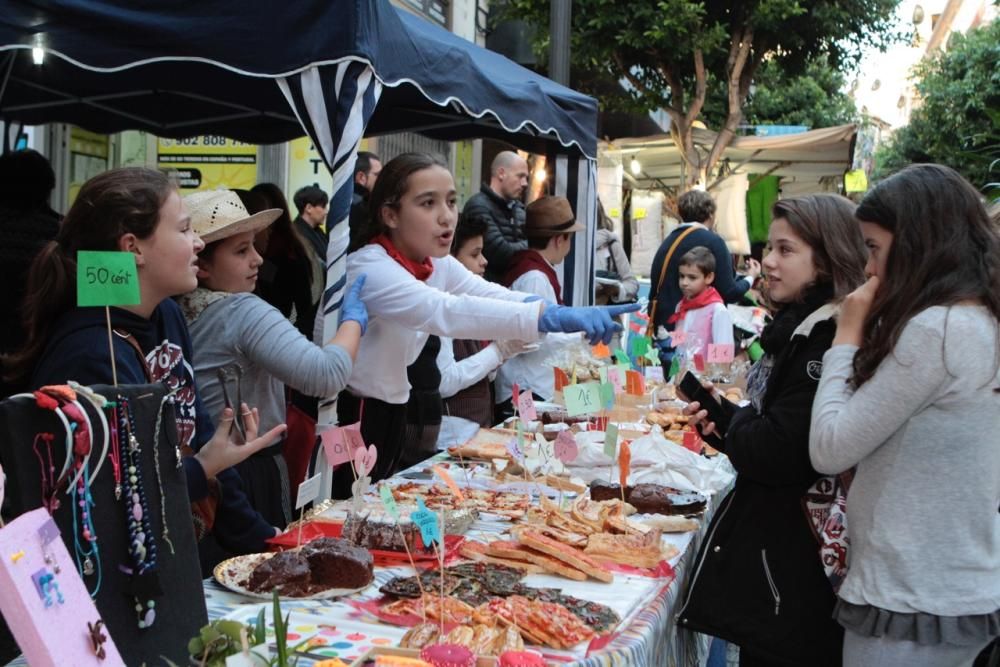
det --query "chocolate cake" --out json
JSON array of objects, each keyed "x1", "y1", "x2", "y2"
[
  {"x1": 588, "y1": 480, "x2": 633, "y2": 502},
  {"x1": 343, "y1": 510, "x2": 423, "y2": 552},
  {"x1": 246, "y1": 551, "x2": 311, "y2": 596},
  {"x1": 301, "y1": 537, "x2": 374, "y2": 589},
  {"x1": 627, "y1": 483, "x2": 707, "y2": 515}
]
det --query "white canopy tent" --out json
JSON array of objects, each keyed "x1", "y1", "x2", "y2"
[{"x1": 607, "y1": 123, "x2": 858, "y2": 195}]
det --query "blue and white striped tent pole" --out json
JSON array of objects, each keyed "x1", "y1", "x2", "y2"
[{"x1": 278, "y1": 60, "x2": 382, "y2": 499}]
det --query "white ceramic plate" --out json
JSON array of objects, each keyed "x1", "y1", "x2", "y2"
[{"x1": 213, "y1": 552, "x2": 372, "y2": 600}]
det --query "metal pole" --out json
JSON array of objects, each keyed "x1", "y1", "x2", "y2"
[{"x1": 549, "y1": 0, "x2": 572, "y2": 85}]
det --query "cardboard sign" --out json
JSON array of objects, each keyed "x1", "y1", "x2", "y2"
[
  {"x1": 606, "y1": 366, "x2": 624, "y2": 394},
  {"x1": 644, "y1": 366, "x2": 664, "y2": 382},
  {"x1": 625, "y1": 370, "x2": 646, "y2": 395},
  {"x1": 592, "y1": 342, "x2": 611, "y2": 359},
  {"x1": 411, "y1": 498, "x2": 441, "y2": 547},
  {"x1": 379, "y1": 484, "x2": 399, "y2": 520},
  {"x1": 295, "y1": 473, "x2": 322, "y2": 509},
  {"x1": 505, "y1": 437, "x2": 524, "y2": 462},
  {"x1": 350, "y1": 475, "x2": 371, "y2": 512},
  {"x1": 432, "y1": 465, "x2": 465, "y2": 503},
  {"x1": 707, "y1": 343, "x2": 735, "y2": 364},
  {"x1": 682, "y1": 430, "x2": 703, "y2": 454},
  {"x1": 603, "y1": 424, "x2": 618, "y2": 459},
  {"x1": 599, "y1": 382, "x2": 615, "y2": 410},
  {"x1": 320, "y1": 422, "x2": 364, "y2": 466},
  {"x1": 76, "y1": 250, "x2": 140, "y2": 307},
  {"x1": 553, "y1": 430, "x2": 579, "y2": 463},
  {"x1": 554, "y1": 367, "x2": 570, "y2": 391},
  {"x1": 353, "y1": 444, "x2": 377, "y2": 476},
  {"x1": 516, "y1": 390, "x2": 537, "y2": 422},
  {"x1": 629, "y1": 335, "x2": 651, "y2": 357},
  {"x1": 618, "y1": 440, "x2": 631, "y2": 489},
  {"x1": 564, "y1": 382, "x2": 602, "y2": 417}
]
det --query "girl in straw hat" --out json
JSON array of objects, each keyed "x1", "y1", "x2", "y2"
[
  {"x1": 5, "y1": 167, "x2": 287, "y2": 569},
  {"x1": 179, "y1": 189, "x2": 366, "y2": 531}
]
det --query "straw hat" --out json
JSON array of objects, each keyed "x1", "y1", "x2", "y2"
[
  {"x1": 185, "y1": 189, "x2": 281, "y2": 244},
  {"x1": 525, "y1": 196, "x2": 585, "y2": 236}
]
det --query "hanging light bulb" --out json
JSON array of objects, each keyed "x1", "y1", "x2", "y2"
[
  {"x1": 31, "y1": 34, "x2": 44, "y2": 65},
  {"x1": 630, "y1": 157, "x2": 642, "y2": 176}
]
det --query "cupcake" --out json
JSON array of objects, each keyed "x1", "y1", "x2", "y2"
[
  {"x1": 420, "y1": 643, "x2": 475, "y2": 667},
  {"x1": 498, "y1": 651, "x2": 546, "y2": 666}
]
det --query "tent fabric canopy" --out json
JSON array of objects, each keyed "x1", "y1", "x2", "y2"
[
  {"x1": 610, "y1": 124, "x2": 857, "y2": 190},
  {"x1": 0, "y1": 0, "x2": 598, "y2": 158}
]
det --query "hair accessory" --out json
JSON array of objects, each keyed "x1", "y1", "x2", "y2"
[
  {"x1": 88, "y1": 619, "x2": 108, "y2": 660},
  {"x1": 32, "y1": 433, "x2": 59, "y2": 512}
]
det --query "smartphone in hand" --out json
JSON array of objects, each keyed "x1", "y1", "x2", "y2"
[{"x1": 678, "y1": 371, "x2": 732, "y2": 442}]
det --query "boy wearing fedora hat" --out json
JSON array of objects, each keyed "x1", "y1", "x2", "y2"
[
  {"x1": 179, "y1": 189, "x2": 367, "y2": 539},
  {"x1": 495, "y1": 196, "x2": 585, "y2": 420}
]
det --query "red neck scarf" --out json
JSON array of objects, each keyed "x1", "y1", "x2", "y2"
[
  {"x1": 669, "y1": 286, "x2": 723, "y2": 324},
  {"x1": 503, "y1": 250, "x2": 563, "y2": 304},
  {"x1": 371, "y1": 233, "x2": 434, "y2": 281}
]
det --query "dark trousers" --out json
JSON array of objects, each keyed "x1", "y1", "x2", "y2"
[{"x1": 333, "y1": 392, "x2": 406, "y2": 499}]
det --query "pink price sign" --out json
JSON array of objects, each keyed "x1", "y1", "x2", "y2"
[
  {"x1": 516, "y1": 390, "x2": 537, "y2": 422},
  {"x1": 707, "y1": 343, "x2": 735, "y2": 364}
]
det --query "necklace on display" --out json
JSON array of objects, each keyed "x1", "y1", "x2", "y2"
[{"x1": 117, "y1": 395, "x2": 162, "y2": 629}]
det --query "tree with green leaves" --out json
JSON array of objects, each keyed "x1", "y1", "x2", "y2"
[
  {"x1": 505, "y1": 0, "x2": 899, "y2": 189},
  {"x1": 874, "y1": 18, "x2": 1000, "y2": 193}
]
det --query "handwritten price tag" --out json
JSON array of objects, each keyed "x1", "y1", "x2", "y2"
[
  {"x1": 629, "y1": 335, "x2": 651, "y2": 357},
  {"x1": 554, "y1": 367, "x2": 570, "y2": 391},
  {"x1": 379, "y1": 484, "x2": 399, "y2": 520},
  {"x1": 618, "y1": 440, "x2": 631, "y2": 489},
  {"x1": 321, "y1": 426, "x2": 352, "y2": 466},
  {"x1": 613, "y1": 349, "x2": 630, "y2": 366},
  {"x1": 505, "y1": 438, "x2": 524, "y2": 462},
  {"x1": 682, "y1": 430, "x2": 702, "y2": 454},
  {"x1": 603, "y1": 424, "x2": 618, "y2": 459},
  {"x1": 644, "y1": 346, "x2": 661, "y2": 366},
  {"x1": 625, "y1": 369, "x2": 646, "y2": 395},
  {"x1": 353, "y1": 444, "x2": 377, "y2": 476},
  {"x1": 669, "y1": 330, "x2": 687, "y2": 346},
  {"x1": 295, "y1": 473, "x2": 322, "y2": 510},
  {"x1": 432, "y1": 465, "x2": 465, "y2": 503},
  {"x1": 645, "y1": 366, "x2": 664, "y2": 382},
  {"x1": 592, "y1": 342, "x2": 611, "y2": 358},
  {"x1": 707, "y1": 343, "x2": 735, "y2": 364},
  {"x1": 599, "y1": 382, "x2": 615, "y2": 410},
  {"x1": 350, "y1": 475, "x2": 371, "y2": 512},
  {"x1": 606, "y1": 366, "x2": 624, "y2": 394},
  {"x1": 411, "y1": 498, "x2": 441, "y2": 547},
  {"x1": 77, "y1": 251, "x2": 140, "y2": 306},
  {"x1": 564, "y1": 382, "x2": 602, "y2": 417},
  {"x1": 554, "y1": 430, "x2": 579, "y2": 463},
  {"x1": 516, "y1": 390, "x2": 537, "y2": 422}
]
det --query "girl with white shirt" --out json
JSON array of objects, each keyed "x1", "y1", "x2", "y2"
[
  {"x1": 810, "y1": 164, "x2": 1000, "y2": 666},
  {"x1": 339, "y1": 153, "x2": 638, "y2": 493}
]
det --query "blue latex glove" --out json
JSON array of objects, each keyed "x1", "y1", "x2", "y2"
[
  {"x1": 339, "y1": 274, "x2": 368, "y2": 335},
  {"x1": 538, "y1": 303, "x2": 641, "y2": 345}
]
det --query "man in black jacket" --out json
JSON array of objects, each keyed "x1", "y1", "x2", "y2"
[
  {"x1": 461, "y1": 150, "x2": 529, "y2": 282},
  {"x1": 348, "y1": 150, "x2": 381, "y2": 249}
]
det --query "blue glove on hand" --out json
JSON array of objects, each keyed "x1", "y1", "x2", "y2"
[
  {"x1": 339, "y1": 274, "x2": 368, "y2": 335},
  {"x1": 537, "y1": 303, "x2": 641, "y2": 345}
]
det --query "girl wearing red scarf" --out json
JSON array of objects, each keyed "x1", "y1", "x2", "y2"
[{"x1": 338, "y1": 153, "x2": 637, "y2": 494}]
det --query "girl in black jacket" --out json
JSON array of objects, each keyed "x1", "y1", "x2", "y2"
[{"x1": 676, "y1": 194, "x2": 867, "y2": 666}]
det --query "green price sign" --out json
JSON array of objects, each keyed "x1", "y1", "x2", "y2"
[{"x1": 77, "y1": 251, "x2": 140, "y2": 307}]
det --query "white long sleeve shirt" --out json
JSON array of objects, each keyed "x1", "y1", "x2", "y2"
[
  {"x1": 436, "y1": 337, "x2": 503, "y2": 399},
  {"x1": 346, "y1": 244, "x2": 542, "y2": 404},
  {"x1": 495, "y1": 267, "x2": 578, "y2": 403}
]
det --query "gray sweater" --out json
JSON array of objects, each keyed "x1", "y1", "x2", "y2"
[
  {"x1": 810, "y1": 305, "x2": 1000, "y2": 616},
  {"x1": 188, "y1": 293, "x2": 352, "y2": 432}
]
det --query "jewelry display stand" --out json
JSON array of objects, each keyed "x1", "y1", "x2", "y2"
[{"x1": 0, "y1": 383, "x2": 208, "y2": 665}]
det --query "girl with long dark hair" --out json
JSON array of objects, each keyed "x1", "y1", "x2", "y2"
[
  {"x1": 678, "y1": 194, "x2": 868, "y2": 666},
  {"x1": 810, "y1": 164, "x2": 1000, "y2": 666}
]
